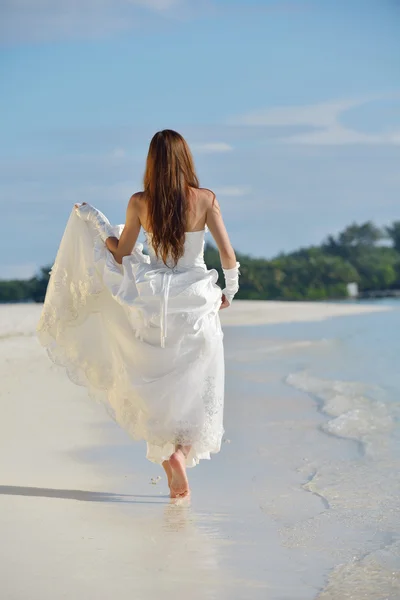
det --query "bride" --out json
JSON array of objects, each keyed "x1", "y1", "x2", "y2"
[{"x1": 37, "y1": 129, "x2": 240, "y2": 499}]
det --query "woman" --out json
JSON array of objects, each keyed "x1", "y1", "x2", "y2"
[{"x1": 37, "y1": 130, "x2": 240, "y2": 499}]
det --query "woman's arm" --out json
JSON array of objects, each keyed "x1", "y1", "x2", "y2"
[
  {"x1": 205, "y1": 190, "x2": 240, "y2": 308},
  {"x1": 205, "y1": 191, "x2": 237, "y2": 269},
  {"x1": 105, "y1": 193, "x2": 141, "y2": 264}
]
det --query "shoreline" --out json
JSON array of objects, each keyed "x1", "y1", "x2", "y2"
[
  {"x1": 0, "y1": 300, "x2": 395, "y2": 338},
  {"x1": 219, "y1": 299, "x2": 395, "y2": 326}
]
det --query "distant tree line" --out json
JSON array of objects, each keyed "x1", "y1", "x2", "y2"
[
  {"x1": 0, "y1": 267, "x2": 51, "y2": 303},
  {"x1": 1, "y1": 221, "x2": 400, "y2": 303},
  {"x1": 206, "y1": 220, "x2": 400, "y2": 300}
]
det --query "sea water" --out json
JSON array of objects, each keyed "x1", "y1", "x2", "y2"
[{"x1": 224, "y1": 301, "x2": 400, "y2": 599}]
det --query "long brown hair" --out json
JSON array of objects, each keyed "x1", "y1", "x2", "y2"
[{"x1": 143, "y1": 129, "x2": 199, "y2": 266}]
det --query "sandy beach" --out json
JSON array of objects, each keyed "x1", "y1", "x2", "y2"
[
  {"x1": 0, "y1": 300, "x2": 398, "y2": 600},
  {"x1": 219, "y1": 299, "x2": 393, "y2": 326}
]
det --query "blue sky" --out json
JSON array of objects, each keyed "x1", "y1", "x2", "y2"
[{"x1": 1, "y1": 0, "x2": 400, "y2": 278}]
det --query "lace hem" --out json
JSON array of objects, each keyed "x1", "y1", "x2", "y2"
[{"x1": 41, "y1": 336, "x2": 224, "y2": 467}]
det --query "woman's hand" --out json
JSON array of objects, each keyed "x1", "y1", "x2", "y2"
[
  {"x1": 73, "y1": 203, "x2": 114, "y2": 241},
  {"x1": 220, "y1": 293, "x2": 230, "y2": 310}
]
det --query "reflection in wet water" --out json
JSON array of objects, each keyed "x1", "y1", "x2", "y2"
[{"x1": 114, "y1": 500, "x2": 229, "y2": 600}]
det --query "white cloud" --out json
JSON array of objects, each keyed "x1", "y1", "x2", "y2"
[
  {"x1": 2, "y1": 0, "x2": 181, "y2": 13},
  {"x1": 0, "y1": 0, "x2": 185, "y2": 43},
  {"x1": 110, "y1": 147, "x2": 126, "y2": 159},
  {"x1": 287, "y1": 126, "x2": 400, "y2": 146},
  {"x1": 0, "y1": 0, "x2": 305, "y2": 44},
  {"x1": 191, "y1": 142, "x2": 233, "y2": 154},
  {"x1": 214, "y1": 186, "x2": 251, "y2": 197},
  {"x1": 235, "y1": 98, "x2": 360, "y2": 128},
  {"x1": 234, "y1": 97, "x2": 400, "y2": 146},
  {"x1": 130, "y1": 0, "x2": 180, "y2": 9},
  {"x1": 60, "y1": 181, "x2": 137, "y2": 207}
]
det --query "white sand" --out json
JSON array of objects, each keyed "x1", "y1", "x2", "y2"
[
  {"x1": 219, "y1": 299, "x2": 393, "y2": 326},
  {"x1": 0, "y1": 301, "x2": 396, "y2": 599}
]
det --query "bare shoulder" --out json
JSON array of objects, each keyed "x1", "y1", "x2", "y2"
[
  {"x1": 198, "y1": 187, "x2": 216, "y2": 202},
  {"x1": 127, "y1": 191, "x2": 145, "y2": 211},
  {"x1": 195, "y1": 187, "x2": 218, "y2": 209}
]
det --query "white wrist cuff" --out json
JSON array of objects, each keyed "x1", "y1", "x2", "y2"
[{"x1": 222, "y1": 261, "x2": 240, "y2": 304}]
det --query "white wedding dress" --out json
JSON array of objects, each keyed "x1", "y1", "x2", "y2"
[{"x1": 37, "y1": 210, "x2": 225, "y2": 467}]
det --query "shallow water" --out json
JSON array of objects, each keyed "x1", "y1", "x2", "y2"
[{"x1": 224, "y1": 302, "x2": 400, "y2": 598}]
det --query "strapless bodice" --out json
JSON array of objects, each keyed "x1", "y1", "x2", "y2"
[{"x1": 144, "y1": 229, "x2": 207, "y2": 271}]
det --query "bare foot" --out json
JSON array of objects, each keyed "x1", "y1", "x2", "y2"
[
  {"x1": 169, "y1": 450, "x2": 190, "y2": 498},
  {"x1": 162, "y1": 460, "x2": 173, "y2": 489}
]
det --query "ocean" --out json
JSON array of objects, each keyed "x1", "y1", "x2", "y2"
[{"x1": 223, "y1": 301, "x2": 400, "y2": 598}]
